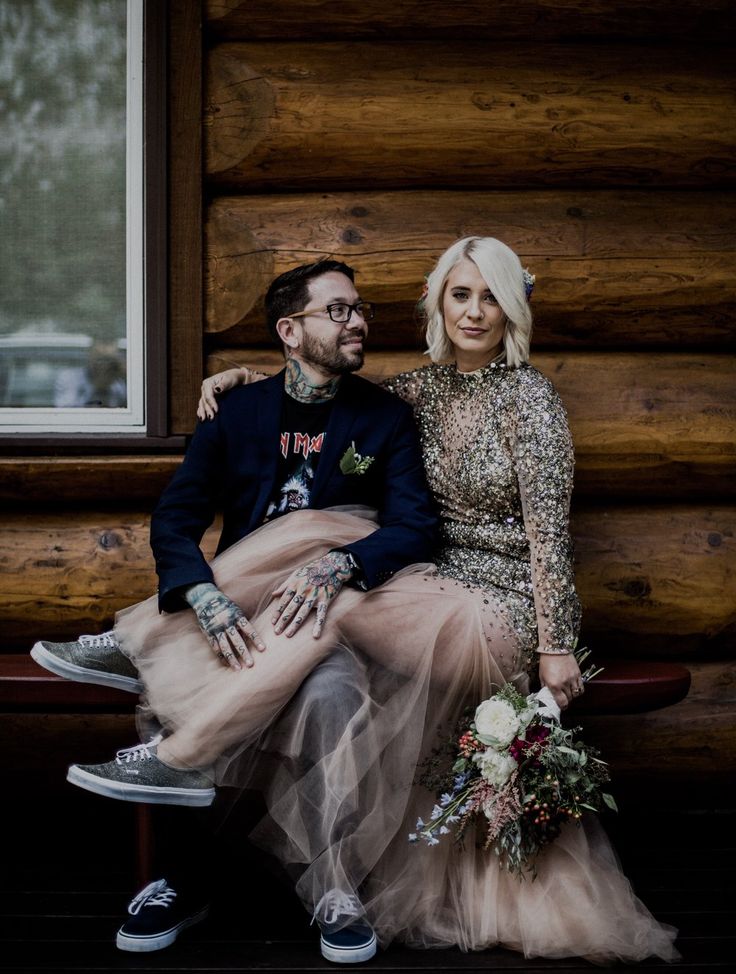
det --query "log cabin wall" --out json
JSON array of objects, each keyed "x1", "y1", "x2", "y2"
[
  {"x1": 202, "y1": 0, "x2": 736, "y2": 790},
  {"x1": 1, "y1": 1, "x2": 734, "y2": 796}
]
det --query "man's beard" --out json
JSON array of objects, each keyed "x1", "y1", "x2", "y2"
[{"x1": 301, "y1": 329, "x2": 365, "y2": 374}]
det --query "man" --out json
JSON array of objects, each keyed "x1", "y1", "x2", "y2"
[{"x1": 31, "y1": 259, "x2": 437, "y2": 961}]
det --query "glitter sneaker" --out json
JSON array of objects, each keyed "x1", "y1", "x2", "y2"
[
  {"x1": 116, "y1": 879, "x2": 209, "y2": 952},
  {"x1": 67, "y1": 736, "x2": 215, "y2": 807},
  {"x1": 314, "y1": 889, "x2": 377, "y2": 964},
  {"x1": 31, "y1": 631, "x2": 142, "y2": 693}
]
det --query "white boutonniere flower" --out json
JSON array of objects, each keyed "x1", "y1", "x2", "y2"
[{"x1": 340, "y1": 441, "x2": 375, "y2": 475}]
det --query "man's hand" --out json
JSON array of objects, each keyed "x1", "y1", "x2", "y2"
[
  {"x1": 538, "y1": 652, "x2": 584, "y2": 711},
  {"x1": 272, "y1": 551, "x2": 355, "y2": 639},
  {"x1": 185, "y1": 582, "x2": 266, "y2": 670}
]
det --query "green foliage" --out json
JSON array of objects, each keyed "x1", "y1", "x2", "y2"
[{"x1": 0, "y1": 0, "x2": 126, "y2": 340}]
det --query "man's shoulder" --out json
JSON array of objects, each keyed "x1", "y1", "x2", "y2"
[
  {"x1": 217, "y1": 371, "x2": 283, "y2": 412},
  {"x1": 342, "y1": 372, "x2": 408, "y2": 412}
]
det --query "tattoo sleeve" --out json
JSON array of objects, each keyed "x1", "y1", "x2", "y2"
[
  {"x1": 294, "y1": 551, "x2": 353, "y2": 599},
  {"x1": 185, "y1": 582, "x2": 242, "y2": 638}
]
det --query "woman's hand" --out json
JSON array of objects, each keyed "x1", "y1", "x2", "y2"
[
  {"x1": 196, "y1": 368, "x2": 246, "y2": 421},
  {"x1": 538, "y1": 652, "x2": 584, "y2": 711}
]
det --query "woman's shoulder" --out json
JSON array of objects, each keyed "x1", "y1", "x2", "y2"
[
  {"x1": 507, "y1": 363, "x2": 562, "y2": 402},
  {"x1": 380, "y1": 363, "x2": 440, "y2": 402}
]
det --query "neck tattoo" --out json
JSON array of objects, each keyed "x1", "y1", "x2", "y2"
[{"x1": 284, "y1": 359, "x2": 340, "y2": 403}]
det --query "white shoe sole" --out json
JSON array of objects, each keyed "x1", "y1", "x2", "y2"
[
  {"x1": 66, "y1": 765, "x2": 215, "y2": 807},
  {"x1": 31, "y1": 642, "x2": 144, "y2": 694},
  {"x1": 116, "y1": 905, "x2": 210, "y2": 952},
  {"x1": 320, "y1": 932, "x2": 377, "y2": 964}
]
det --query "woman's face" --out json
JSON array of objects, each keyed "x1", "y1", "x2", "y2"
[{"x1": 442, "y1": 258, "x2": 506, "y2": 372}]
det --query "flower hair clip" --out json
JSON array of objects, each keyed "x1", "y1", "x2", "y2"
[{"x1": 523, "y1": 269, "x2": 536, "y2": 301}]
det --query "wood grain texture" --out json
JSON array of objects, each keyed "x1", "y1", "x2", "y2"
[
  {"x1": 205, "y1": 43, "x2": 736, "y2": 190},
  {"x1": 205, "y1": 190, "x2": 736, "y2": 346},
  {"x1": 1, "y1": 504, "x2": 732, "y2": 655},
  {"x1": 581, "y1": 660, "x2": 736, "y2": 780},
  {"x1": 168, "y1": 0, "x2": 204, "y2": 434},
  {"x1": 0, "y1": 456, "x2": 181, "y2": 505},
  {"x1": 207, "y1": 1, "x2": 736, "y2": 43},
  {"x1": 0, "y1": 513, "x2": 218, "y2": 646},
  {"x1": 206, "y1": 350, "x2": 736, "y2": 499}
]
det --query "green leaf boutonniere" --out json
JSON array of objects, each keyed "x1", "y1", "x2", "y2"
[{"x1": 340, "y1": 441, "x2": 375, "y2": 476}]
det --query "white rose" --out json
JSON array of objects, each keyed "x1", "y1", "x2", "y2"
[
  {"x1": 473, "y1": 749, "x2": 517, "y2": 788},
  {"x1": 474, "y1": 698, "x2": 520, "y2": 748}
]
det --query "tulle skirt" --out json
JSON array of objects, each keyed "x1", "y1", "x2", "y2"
[{"x1": 115, "y1": 508, "x2": 678, "y2": 963}]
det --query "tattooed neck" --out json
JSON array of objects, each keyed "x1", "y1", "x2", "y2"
[{"x1": 284, "y1": 359, "x2": 340, "y2": 403}]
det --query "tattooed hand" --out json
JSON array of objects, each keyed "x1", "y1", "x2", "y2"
[
  {"x1": 271, "y1": 551, "x2": 355, "y2": 639},
  {"x1": 184, "y1": 582, "x2": 266, "y2": 670}
]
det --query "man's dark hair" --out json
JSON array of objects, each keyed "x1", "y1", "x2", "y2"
[{"x1": 265, "y1": 259, "x2": 356, "y2": 343}]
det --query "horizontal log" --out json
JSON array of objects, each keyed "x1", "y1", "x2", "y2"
[
  {"x1": 206, "y1": 350, "x2": 736, "y2": 499},
  {"x1": 205, "y1": 190, "x2": 736, "y2": 347},
  {"x1": 0, "y1": 505, "x2": 732, "y2": 656},
  {"x1": 0, "y1": 513, "x2": 218, "y2": 647},
  {"x1": 207, "y1": 1, "x2": 736, "y2": 43},
  {"x1": 206, "y1": 43, "x2": 736, "y2": 190},
  {"x1": 0, "y1": 457, "x2": 181, "y2": 505}
]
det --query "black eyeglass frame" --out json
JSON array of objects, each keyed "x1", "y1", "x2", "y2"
[{"x1": 289, "y1": 301, "x2": 376, "y2": 323}]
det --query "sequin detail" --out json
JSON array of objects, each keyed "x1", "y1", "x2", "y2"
[{"x1": 383, "y1": 362, "x2": 581, "y2": 672}]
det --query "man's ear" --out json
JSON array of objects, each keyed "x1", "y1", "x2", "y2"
[{"x1": 276, "y1": 317, "x2": 300, "y2": 350}]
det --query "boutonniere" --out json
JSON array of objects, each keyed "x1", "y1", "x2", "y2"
[{"x1": 340, "y1": 441, "x2": 375, "y2": 476}]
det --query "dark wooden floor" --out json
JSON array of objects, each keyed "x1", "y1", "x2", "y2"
[{"x1": 3, "y1": 790, "x2": 733, "y2": 972}]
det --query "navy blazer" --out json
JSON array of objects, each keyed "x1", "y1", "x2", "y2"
[{"x1": 151, "y1": 370, "x2": 438, "y2": 611}]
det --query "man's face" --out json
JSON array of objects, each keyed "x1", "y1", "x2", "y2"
[{"x1": 295, "y1": 271, "x2": 368, "y2": 375}]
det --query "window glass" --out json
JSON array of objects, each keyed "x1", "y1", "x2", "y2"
[{"x1": 0, "y1": 0, "x2": 143, "y2": 431}]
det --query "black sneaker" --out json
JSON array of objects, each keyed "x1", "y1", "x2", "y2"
[
  {"x1": 315, "y1": 890, "x2": 377, "y2": 964},
  {"x1": 67, "y1": 736, "x2": 216, "y2": 807},
  {"x1": 116, "y1": 879, "x2": 209, "y2": 952},
  {"x1": 31, "y1": 631, "x2": 143, "y2": 693}
]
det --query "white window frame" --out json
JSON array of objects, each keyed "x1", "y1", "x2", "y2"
[{"x1": 0, "y1": 0, "x2": 145, "y2": 434}]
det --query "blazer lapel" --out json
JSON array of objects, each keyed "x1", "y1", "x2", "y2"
[
  {"x1": 311, "y1": 376, "x2": 360, "y2": 505},
  {"x1": 250, "y1": 369, "x2": 286, "y2": 525}
]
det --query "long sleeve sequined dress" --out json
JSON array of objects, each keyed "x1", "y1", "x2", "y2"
[{"x1": 115, "y1": 362, "x2": 678, "y2": 963}]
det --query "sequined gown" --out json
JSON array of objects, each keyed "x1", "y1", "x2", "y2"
[{"x1": 116, "y1": 362, "x2": 678, "y2": 962}]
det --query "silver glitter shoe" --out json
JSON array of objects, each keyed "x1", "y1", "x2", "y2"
[
  {"x1": 67, "y1": 736, "x2": 215, "y2": 807},
  {"x1": 31, "y1": 632, "x2": 143, "y2": 693}
]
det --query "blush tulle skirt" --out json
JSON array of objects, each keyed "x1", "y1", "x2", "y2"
[{"x1": 115, "y1": 508, "x2": 678, "y2": 963}]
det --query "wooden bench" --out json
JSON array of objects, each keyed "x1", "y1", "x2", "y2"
[
  {"x1": 0, "y1": 650, "x2": 691, "y2": 790},
  {"x1": 0, "y1": 653, "x2": 153, "y2": 886}
]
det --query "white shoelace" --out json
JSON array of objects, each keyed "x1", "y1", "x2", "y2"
[
  {"x1": 312, "y1": 889, "x2": 362, "y2": 926},
  {"x1": 79, "y1": 632, "x2": 117, "y2": 649},
  {"x1": 114, "y1": 732, "x2": 164, "y2": 766},
  {"x1": 128, "y1": 879, "x2": 177, "y2": 915}
]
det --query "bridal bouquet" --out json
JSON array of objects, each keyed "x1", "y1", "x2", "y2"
[{"x1": 411, "y1": 663, "x2": 616, "y2": 875}]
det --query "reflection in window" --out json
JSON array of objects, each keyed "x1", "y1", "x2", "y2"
[{"x1": 0, "y1": 0, "x2": 143, "y2": 429}]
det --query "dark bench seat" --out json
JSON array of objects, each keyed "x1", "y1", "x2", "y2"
[{"x1": 0, "y1": 654, "x2": 691, "y2": 716}]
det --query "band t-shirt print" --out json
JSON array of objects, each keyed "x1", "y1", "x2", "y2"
[{"x1": 266, "y1": 392, "x2": 334, "y2": 521}]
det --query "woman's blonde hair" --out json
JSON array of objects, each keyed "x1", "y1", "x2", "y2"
[{"x1": 422, "y1": 237, "x2": 532, "y2": 367}]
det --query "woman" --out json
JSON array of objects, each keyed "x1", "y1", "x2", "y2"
[{"x1": 185, "y1": 236, "x2": 678, "y2": 962}]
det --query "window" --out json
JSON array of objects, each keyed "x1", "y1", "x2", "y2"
[{"x1": 0, "y1": 0, "x2": 158, "y2": 436}]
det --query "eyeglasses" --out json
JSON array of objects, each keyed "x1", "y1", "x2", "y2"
[{"x1": 290, "y1": 301, "x2": 376, "y2": 324}]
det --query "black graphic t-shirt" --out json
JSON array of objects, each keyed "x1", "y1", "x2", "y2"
[{"x1": 265, "y1": 392, "x2": 334, "y2": 521}]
